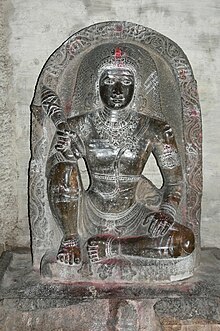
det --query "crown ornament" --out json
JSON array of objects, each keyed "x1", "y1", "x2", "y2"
[{"x1": 98, "y1": 46, "x2": 139, "y2": 75}]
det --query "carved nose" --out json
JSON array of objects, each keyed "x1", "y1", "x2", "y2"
[{"x1": 113, "y1": 82, "x2": 122, "y2": 95}]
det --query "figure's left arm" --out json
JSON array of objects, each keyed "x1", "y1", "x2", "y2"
[{"x1": 152, "y1": 120, "x2": 183, "y2": 219}]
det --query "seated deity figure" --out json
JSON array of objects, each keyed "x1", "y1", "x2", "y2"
[{"x1": 42, "y1": 46, "x2": 195, "y2": 268}]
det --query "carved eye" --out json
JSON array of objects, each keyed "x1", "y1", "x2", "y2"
[
  {"x1": 122, "y1": 79, "x2": 132, "y2": 86},
  {"x1": 104, "y1": 78, "x2": 115, "y2": 85}
]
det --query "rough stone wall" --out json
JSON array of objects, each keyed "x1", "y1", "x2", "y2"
[
  {"x1": 0, "y1": 1, "x2": 20, "y2": 252},
  {"x1": 0, "y1": 0, "x2": 219, "y2": 249}
]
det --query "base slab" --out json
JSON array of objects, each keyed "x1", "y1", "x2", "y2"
[{"x1": 0, "y1": 248, "x2": 220, "y2": 330}]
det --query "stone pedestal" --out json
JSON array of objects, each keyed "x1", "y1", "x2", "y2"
[
  {"x1": 0, "y1": 248, "x2": 220, "y2": 330},
  {"x1": 41, "y1": 250, "x2": 196, "y2": 283}
]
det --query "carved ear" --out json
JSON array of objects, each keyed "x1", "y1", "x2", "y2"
[{"x1": 163, "y1": 124, "x2": 174, "y2": 145}]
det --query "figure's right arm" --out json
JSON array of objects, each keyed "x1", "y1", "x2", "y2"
[{"x1": 41, "y1": 86, "x2": 85, "y2": 161}]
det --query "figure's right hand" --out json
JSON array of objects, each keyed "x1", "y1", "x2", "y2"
[
  {"x1": 55, "y1": 129, "x2": 81, "y2": 159},
  {"x1": 55, "y1": 129, "x2": 75, "y2": 152}
]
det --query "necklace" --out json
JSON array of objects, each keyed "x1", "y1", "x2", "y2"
[{"x1": 93, "y1": 109, "x2": 139, "y2": 147}]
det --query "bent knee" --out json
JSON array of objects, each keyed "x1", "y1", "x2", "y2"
[
  {"x1": 181, "y1": 225, "x2": 195, "y2": 255},
  {"x1": 52, "y1": 186, "x2": 81, "y2": 203},
  {"x1": 172, "y1": 224, "x2": 195, "y2": 256},
  {"x1": 48, "y1": 162, "x2": 80, "y2": 187},
  {"x1": 48, "y1": 162, "x2": 82, "y2": 202}
]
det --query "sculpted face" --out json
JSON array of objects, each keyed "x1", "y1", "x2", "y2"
[{"x1": 99, "y1": 68, "x2": 135, "y2": 110}]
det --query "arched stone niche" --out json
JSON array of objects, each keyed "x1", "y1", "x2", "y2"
[{"x1": 30, "y1": 21, "x2": 202, "y2": 282}]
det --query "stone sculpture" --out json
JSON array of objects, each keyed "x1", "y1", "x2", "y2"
[{"x1": 30, "y1": 22, "x2": 202, "y2": 281}]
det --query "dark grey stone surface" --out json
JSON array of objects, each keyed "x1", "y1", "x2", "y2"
[
  {"x1": 0, "y1": 248, "x2": 219, "y2": 330},
  {"x1": 30, "y1": 22, "x2": 202, "y2": 285}
]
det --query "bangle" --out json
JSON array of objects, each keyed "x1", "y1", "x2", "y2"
[{"x1": 160, "y1": 203, "x2": 176, "y2": 217}]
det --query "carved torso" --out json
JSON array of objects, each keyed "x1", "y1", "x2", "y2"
[{"x1": 67, "y1": 110, "x2": 166, "y2": 213}]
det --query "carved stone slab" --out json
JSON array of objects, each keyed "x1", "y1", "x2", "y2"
[{"x1": 30, "y1": 21, "x2": 202, "y2": 281}]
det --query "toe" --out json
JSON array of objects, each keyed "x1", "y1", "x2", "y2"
[
  {"x1": 64, "y1": 253, "x2": 69, "y2": 264},
  {"x1": 74, "y1": 257, "x2": 81, "y2": 264},
  {"x1": 74, "y1": 249, "x2": 81, "y2": 264},
  {"x1": 69, "y1": 253, "x2": 74, "y2": 265},
  {"x1": 58, "y1": 254, "x2": 64, "y2": 263}
]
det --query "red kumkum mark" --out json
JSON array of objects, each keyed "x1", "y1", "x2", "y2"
[{"x1": 114, "y1": 47, "x2": 123, "y2": 60}]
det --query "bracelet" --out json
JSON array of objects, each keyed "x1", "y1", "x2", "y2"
[{"x1": 160, "y1": 203, "x2": 176, "y2": 217}]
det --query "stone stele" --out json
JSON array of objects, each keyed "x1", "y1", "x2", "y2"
[{"x1": 29, "y1": 21, "x2": 202, "y2": 282}]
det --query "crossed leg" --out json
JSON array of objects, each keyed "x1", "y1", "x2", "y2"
[{"x1": 87, "y1": 214, "x2": 195, "y2": 263}]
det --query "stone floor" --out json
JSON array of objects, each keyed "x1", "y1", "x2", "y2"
[{"x1": 0, "y1": 248, "x2": 220, "y2": 330}]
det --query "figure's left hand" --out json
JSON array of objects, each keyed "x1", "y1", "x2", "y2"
[{"x1": 143, "y1": 211, "x2": 174, "y2": 238}]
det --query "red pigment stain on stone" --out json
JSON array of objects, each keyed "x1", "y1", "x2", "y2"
[
  {"x1": 65, "y1": 100, "x2": 72, "y2": 115},
  {"x1": 179, "y1": 69, "x2": 187, "y2": 79},
  {"x1": 190, "y1": 108, "x2": 200, "y2": 117},
  {"x1": 115, "y1": 24, "x2": 123, "y2": 32},
  {"x1": 115, "y1": 47, "x2": 122, "y2": 59}
]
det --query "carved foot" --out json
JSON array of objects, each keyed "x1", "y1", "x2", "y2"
[
  {"x1": 87, "y1": 235, "x2": 119, "y2": 264},
  {"x1": 57, "y1": 235, "x2": 81, "y2": 265}
]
